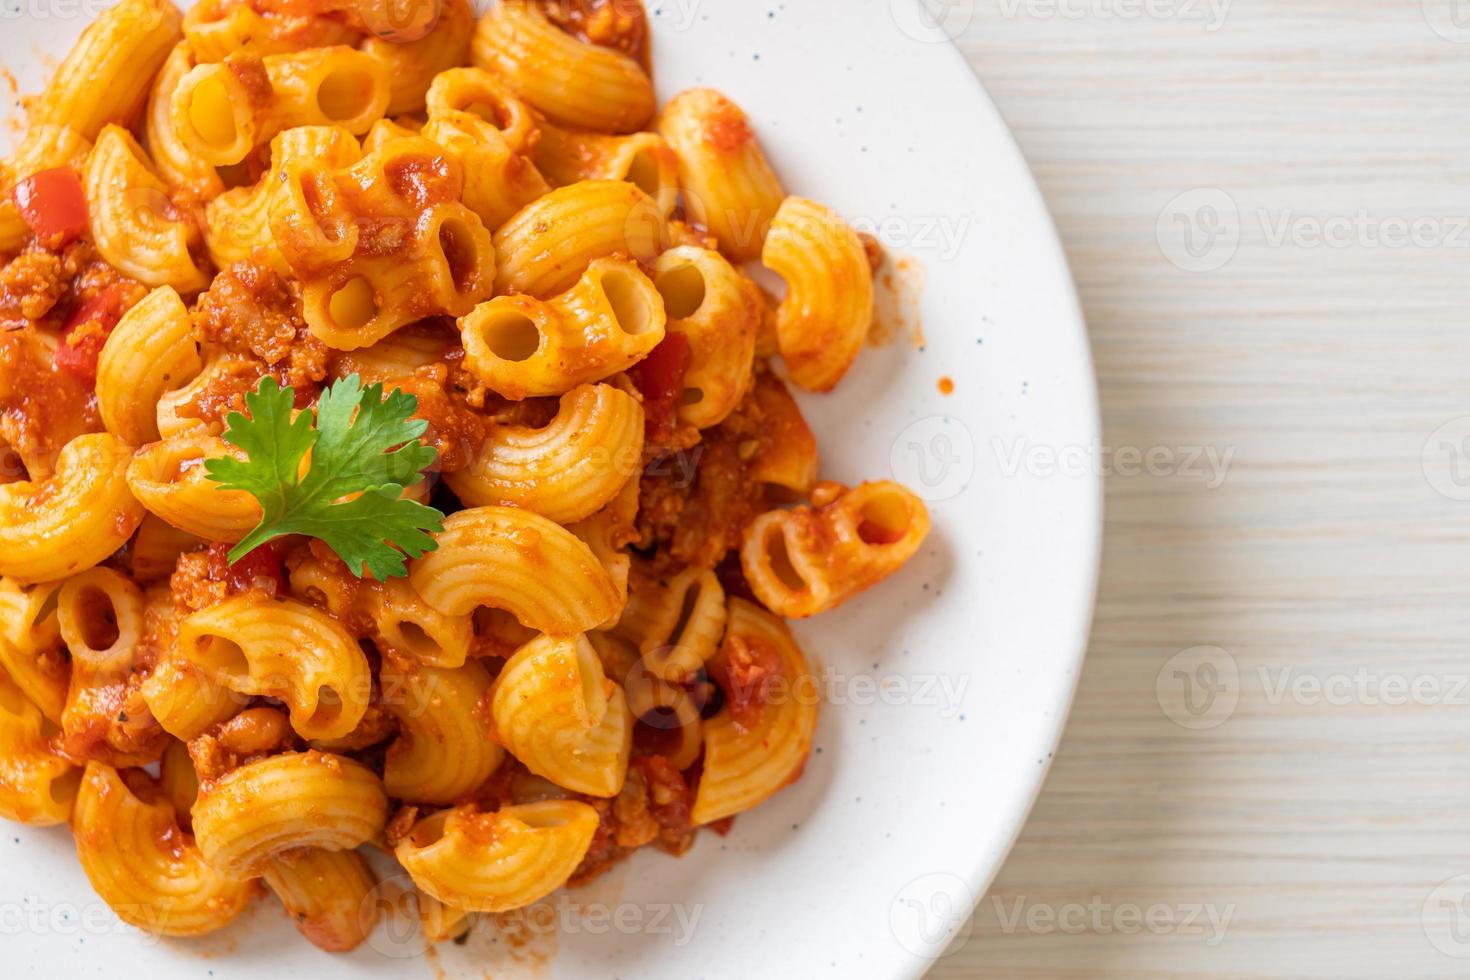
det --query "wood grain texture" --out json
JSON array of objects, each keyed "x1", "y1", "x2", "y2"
[{"x1": 932, "y1": 1, "x2": 1470, "y2": 976}]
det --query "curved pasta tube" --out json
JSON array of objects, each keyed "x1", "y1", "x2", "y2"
[
  {"x1": 741, "y1": 481, "x2": 930, "y2": 618},
  {"x1": 614, "y1": 564, "x2": 727, "y2": 683},
  {"x1": 0, "y1": 667, "x2": 79, "y2": 824},
  {"x1": 183, "y1": 0, "x2": 360, "y2": 62},
  {"x1": 176, "y1": 596, "x2": 372, "y2": 740},
  {"x1": 362, "y1": 577, "x2": 473, "y2": 669},
  {"x1": 145, "y1": 42, "x2": 224, "y2": 200},
  {"x1": 492, "y1": 180, "x2": 664, "y2": 298},
  {"x1": 395, "y1": 800, "x2": 600, "y2": 913},
  {"x1": 622, "y1": 657, "x2": 703, "y2": 771},
  {"x1": 126, "y1": 433, "x2": 262, "y2": 541},
  {"x1": 421, "y1": 111, "x2": 550, "y2": 232},
  {"x1": 534, "y1": 122, "x2": 679, "y2": 219},
  {"x1": 462, "y1": 257, "x2": 666, "y2": 399},
  {"x1": 0, "y1": 578, "x2": 68, "y2": 723},
  {"x1": 205, "y1": 125, "x2": 361, "y2": 270},
  {"x1": 0, "y1": 434, "x2": 144, "y2": 584},
  {"x1": 382, "y1": 661, "x2": 503, "y2": 804},
  {"x1": 57, "y1": 567, "x2": 145, "y2": 678},
  {"x1": 73, "y1": 763, "x2": 252, "y2": 936},
  {"x1": 97, "y1": 286, "x2": 202, "y2": 446},
  {"x1": 171, "y1": 46, "x2": 389, "y2": 166},
  {"x1": 263, "y1": 847, "x2": 378, "y2": 952},
  {"x1": 130, "y1": 514, "x2": 204, "y2": 582},
  {"x1": 155, "y1": 353, "x2": 257, "y2": 438},
  {"x1": 653, "y1": 246, "x2": 761, "y2": 428},
  {"x1": 658, "y1": 88, "x2": 785, "y2": 262},
  {"x1": 424, "y1": 66, "x2": 539, "y2": 154},
  {"x1": 141, "y1": 656, "x2": 244, "y2": 741},
  {"x1": 472, "y1": 0, "x2": 654, "y2": 133},
  {"x1": 761, "y1": 196, "x2": 875, "y2": 392},
  {"x1": 446, "y1": 384, "x2": 643, "y2": 523},
  {"x1": 361, "y1": 0, "x2": 473, "y2": 116},
  {"x1": 745, "y1": 370, "x2": 819, "y2": 496},
  {"x1": 192, "y1": 751, "x2": 389, "y2": 878},
  {"x1": 272, "y1": 137, "x2": 496, "y2": 351},
  {"x1": 29, "y1": 0, "x2": 182, "y2": 140},
  {"x1": 691, "y1": 599, "x2": 819, "y2": 825},
  {"x1": 85, "y1": 125, "x2": 209, "y2": 292},
  {"x1": 409, "y1": 506, "x2": 622, "y2": 635},
  {"x1": 491, "y1": 634, "x2": 632, "y2": 797}
]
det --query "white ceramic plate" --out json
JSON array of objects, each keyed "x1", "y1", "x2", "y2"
[{"x1": 2, "y1": 1, "x2": 1099, "y2": 977}]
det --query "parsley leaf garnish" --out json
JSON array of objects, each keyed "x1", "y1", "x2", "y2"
[{"x1": 205, "y1": 374, "x2": 445, "y2": 580}]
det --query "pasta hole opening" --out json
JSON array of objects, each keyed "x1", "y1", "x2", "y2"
[
  {"x1": 681, "y1": 387, "x2": 704, "y2": 406},
  {"x1": 464, "y1": 99, "x2": 512, "y2": 130},
  {"x1": 329, "y1": 277, "x2": 378, "y2": 331},
  {"x1": 389, "y1": 620, "x2": 437, "y2": 659},
  {"x1": 309, "y1": 685, "x2": 345, "y2": 729},
  {"x1": 188, "y1": 76, "x2": 237, "y2": 149},
  {"x1": 515, "y1": 806, "x2": 572, "y2": 830},
  {"x1": 654, "y1": 262, "x2": 706, "y2": 319},
  {"x1": 73, "y1": 586, "x2": 120, "y2": 651},
  {"x1": 33, "y1": 586, "x2": 61, "y2": 629},
  {"x1": 407, "y1": 810, "x2": 450, "y2": 847},
  {"x1": 765, "y1": 528, "x2": 807, "y2": 593},
  {"x1": 624, "y1": 150, "x2": 663, "y2": 199},
  {"x1": 857, "y1": 493, "x2": 910, "y2": 546},
  {"x1": 195, "y1": 635, "x2": 249, "y2": 681},
  {"x1": 438, "y1": 219, "x2": 480, "y2": 294},
  {"x1": 316, "y1": 66, "x2": 377, "y2": 123},
  {"x1": 666, "y1": 581, "x2": 701, "y2": 650},
  {"x1": 479, "y1": 312, "x2": 541, "y2": 362},
  {"x1": 48, "y1": 769, "x2": 82, "y2": 808},
  {"x1": 601, "y1": 268, "x2": 655, "y2": 336}
]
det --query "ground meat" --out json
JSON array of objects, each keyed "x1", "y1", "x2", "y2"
[
  {"x1": 190, "y1": 706, "x2": 298, "y2": 784},
  {"x1": 194, "y1": 259, "x2": 310, "y2": 366},
  {"x1": 636, "y1": 387, "x2": 769, "y2": 571},
  {"x1": 570, "y1": 756, "x2": 697, "y2": 884},
  {"x1": 541, "y1": 0, "x2": 649, "y2": 67},
  {"x1": 0, "y1": 245, "x2": 64, "y2": 322},
  {"x1": 0, "y1": 326, "x2": 98, "y2": 478},
  {"x1": 56, "y1": 668, "x2": 170, "y2": 768},
  {"x1": 170, "y1": 541, "x2": 284, "y2": 615}
]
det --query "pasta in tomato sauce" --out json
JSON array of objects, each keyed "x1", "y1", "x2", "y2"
[{"x1": 0, "y1": 0, "x2": 932, "y2": 952}]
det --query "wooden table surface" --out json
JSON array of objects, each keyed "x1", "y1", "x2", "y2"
[{"x1": 930, "y1": 1, "x2": 1470, "y2": 976}]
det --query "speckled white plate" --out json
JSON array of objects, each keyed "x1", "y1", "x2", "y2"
[{"x1": 1, "y1": 1, "x2": 1099, "y2": 977}]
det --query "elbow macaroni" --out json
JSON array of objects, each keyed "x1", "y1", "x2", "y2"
[
  {"x1": 395, "y1": 800, "x2": 600, "y2": 913},
  {"x1": 192, "y1": 751, "x2": 389, "y2": 877},
  {"x1": 0, "y1": 0, "x2": 939, "y2": 952},
  {"x1": 741, "y1": 482, "x2": 931, "y2": 618},
  {"x1": 462, "y1": 257, "x2": 667, "y2": 399},
  {"x1": 446, "y1": 383, "x2": 644, "y2": 523}
]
